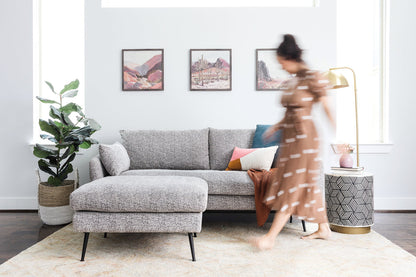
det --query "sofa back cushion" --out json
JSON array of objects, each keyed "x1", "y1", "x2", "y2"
[
  {"x1": 209, "y1": 128, "x2": 255, "y2": 170},
  {"x1": 120, "y1": 129, "x2": 210, "y2": 170},
  {"x1": 99, "y1": 142, "x2": 130, "y2": 176}
]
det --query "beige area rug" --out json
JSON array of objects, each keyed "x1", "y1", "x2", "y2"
[{"x1": 1, "y1": 221, "x2": 415, "y2": 277}]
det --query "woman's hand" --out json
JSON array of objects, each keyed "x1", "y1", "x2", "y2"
[
  {"x1": 263, "y1": 122, "x2": 282, "y2": 142},
  {"x1": 321, "y1": 96, "x2": 336, "y2": 130}
]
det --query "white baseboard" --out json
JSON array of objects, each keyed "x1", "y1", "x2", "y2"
[
  {"x1": 0, "y1": 197, "x2": 415, "y2": 211},
  {"x1": 0, "y1": 197, "x2": 38, "y2": 210},
  {"x1": 374, "y1": 197, "x2": 416, "y2": 210}
]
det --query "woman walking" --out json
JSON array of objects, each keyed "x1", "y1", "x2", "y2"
[{"x1": 252, "y1": 34, "x2": 335, "y2": 250}]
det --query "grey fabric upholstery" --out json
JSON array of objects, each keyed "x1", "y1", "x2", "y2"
[
  {"x1": 120, "y1": 129, "x2": 210, "y2": 170},
  {"x1": 70, "y1": 176, "x2": 208, "y2": 213},
  {"x1": 89, "y1": 156, "x2": 108, "y2": 181},
  {"x1": 73, "y1": 212, "x2": 203, "y2": 233},
  {"x1": 121, "y1": 169, "x2": 254, "y2": 196},
  {"x1": 207, "y1": 195, "x2": 256, "y2": 210},
  {"x1": 209, "y1": 128, "x2": 255, "y2": 170},
  {"x1": 99, "y1": 142, "x2": 130, "y2": 176}
]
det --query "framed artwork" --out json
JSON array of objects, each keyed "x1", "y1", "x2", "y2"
[
  {"x1": 190, "y1": 49, "x2": 232, "y2": 91},
  {"x1": 256, "y1": 48, "x2": 289, "y2": 91},
  {"x1": 122, "y1": 49, "x2": 164, "y2": 91}
]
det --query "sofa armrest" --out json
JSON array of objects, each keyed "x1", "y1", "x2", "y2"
[{"x1": 89, "y1": 155, "x2": 109, "y2": 181}]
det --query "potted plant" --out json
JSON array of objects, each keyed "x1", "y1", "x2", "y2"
[{"x1": 33, "y1": 79, "x2": 101, "y2": 225}]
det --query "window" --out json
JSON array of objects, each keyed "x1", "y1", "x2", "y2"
[
  {"x1": 32, "y1": 0, "x2": 85, "y2": 144},
  {"x1": 335, "y1": 0, "x2": 388, "y2": 144}
]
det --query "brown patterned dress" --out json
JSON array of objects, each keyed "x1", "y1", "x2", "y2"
[{"x1": 263, "y1": 69, "x2": 329, "y2": 224}]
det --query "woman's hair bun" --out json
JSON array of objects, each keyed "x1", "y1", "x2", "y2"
[
  {"x1": 283, "y1": 34, "x2": 296, "y2": 44},
  {"x1": 277, "y1": 34, "x2": 303, "y2": 62}
]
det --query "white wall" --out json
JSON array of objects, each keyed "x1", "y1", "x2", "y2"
[
  {"x1": 364, "y1": 0, "x2": 416, "y2": 209},
  {"x1": 0, "y1": 0, "x2": 38, "y2": 209},
  {"x1": 0, "y1": 0, "x2": 415, "y2": 210},
  {"x1": 85, "y1": 0, "x2": 336, "y2": 143}
]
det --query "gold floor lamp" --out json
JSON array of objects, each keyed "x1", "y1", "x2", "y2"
[{"x1": 324, "y1": 67, "x2": 361, "y2": 168}]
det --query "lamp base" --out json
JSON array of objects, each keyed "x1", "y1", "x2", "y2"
[{"x1": 330, "y1": 224, "x2": 371, "y2": 234}]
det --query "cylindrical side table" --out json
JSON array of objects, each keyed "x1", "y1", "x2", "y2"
[{"x1": 325, "y1": 172, "x2": 374, "y2": 234}]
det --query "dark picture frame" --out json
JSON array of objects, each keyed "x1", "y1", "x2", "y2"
[
  {"x1": 122, "y1": 49, "x2": 164, "y2": 91},
  {"x1": 190, "y1": 49, "x2": 232, "y2": 91},
  {"x1": 256, "y1": 48, "x2": 288, "y2": 91}
]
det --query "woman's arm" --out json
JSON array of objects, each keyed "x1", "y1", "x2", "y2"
[
  {"x1": 321, "y1": 96, "x2": 336, "y2": 130},
  {"x1": 263, "y1": 119, "x2": 284, "y2": 141}
]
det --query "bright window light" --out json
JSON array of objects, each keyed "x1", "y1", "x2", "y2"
[
  {"x1": 101, "y1": 0, "x2": 319, "y2": 8},
  {"x1": 33, "y1": 0, "x2": 85, "y2": 144},
  {"x1": 336, "y1": 0, "x2": 387, "y2": 144}
]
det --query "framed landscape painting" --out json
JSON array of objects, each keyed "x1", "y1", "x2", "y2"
[
  {"x1": 122, "y1": 49, "x2": 164, "y2": 91},
  {"x1": 256, "y1": 49, "x2": 289, "y2": 91},
  {"x1": 190, "y1": 49, "x2": 232, "y2": 91}
]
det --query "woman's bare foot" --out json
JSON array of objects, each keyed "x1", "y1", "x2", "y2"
[
  {"x1": 249, "y1": 235, "x2": 276, "y2": 250},
  {"x1": 301, "y1": 223, "x2": 331, "y2": 240}
]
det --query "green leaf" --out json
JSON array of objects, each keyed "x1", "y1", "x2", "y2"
[
  {"x1": 60, "y1": 79, "x2": 79, "y2": 95},
  {"x1": 33, "y1": 144, "x2": 58, "y2": 158},
  {"x1": 58, "y1": 163, "x2": 73, "y2": 181},
  {"x1": 36, "y1": 96, "x2": 59, "y2": 105},
  {"x1": 56, "y1": 142, "x2": 75, "y2": 148},
  {"x1": 72, "y1": 126, "x2": 93, "y2": 137},
  {"x1": 60, "y1": 103, "x2": 83, "y2": 116},
  {"x1": 62, "y1": 90, "x2": 78, "y2": 98},
  {"x1": 86, "y1": 118, "x2": 101, "y2": 131},
  {"x1": 38, "y1": 159, "x2": 57, "y2": 176},
  {"x1": 85, "y1": 137, "x2": 99, "y2": 145},
  {"x1": 54, "y1": 121, "x2": 64, "y2": 129},
  {"x1": 45, "y1": 81, "x2": 56, "y2": 94},
  {"x1": 49, "y1": 105, "x2": 62, "y2": 120},
  {"x1": 40, "y1": 134, "x2": 58, "y2": 143},
  {"x1": 79, "y1": 141, "x2": 91, "y2": 149},
  {"x1": 63, "y1": 134, "x2": 82, "y2": 144},
  {"x1": 62, "y1": 113, "x2": 75, "y2": 127},
  {"x1": 60, "y1": 153, "x2": 76, "y2": 172},
  {"x1": 61, "y1": 145, "x2": 75, "y2": 160},
  {"x1": 39, "y1": 119, "x2": 60, "y2": 138},
  {"x1": 47, "y1": 176, "x2": 63, "y2": 186},
  {"x1": 45, "y1": 156, "x2": 59, "y2": 167},
  {"x1": 41, "y1": 159, "x2": 59, "y2": 168}
]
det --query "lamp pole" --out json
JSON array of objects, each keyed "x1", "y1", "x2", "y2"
[{"x1": 329, "y1": 67, "x2": 360, "y2": 168}]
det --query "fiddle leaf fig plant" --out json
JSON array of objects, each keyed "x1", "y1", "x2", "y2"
[{"x1": 33, "y1": 79, "x2": 101, "y2": 186}]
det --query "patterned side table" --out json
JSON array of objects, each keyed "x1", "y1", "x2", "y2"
[{"x1": 325, "y1": 172, "x2": 374, "y2": 234}]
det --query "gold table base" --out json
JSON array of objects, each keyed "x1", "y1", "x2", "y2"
[{"x1": 330, "y1": 224, "x2": 371, "y2": 234}]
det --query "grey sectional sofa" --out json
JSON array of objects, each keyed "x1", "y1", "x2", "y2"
[{"x1": 89, "y1": 128, "x2": 257, "y2": 211}]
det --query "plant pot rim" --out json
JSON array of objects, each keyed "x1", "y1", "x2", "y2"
[{"x1": 39, "y1": 180, "x2": 76, "y2": 187}]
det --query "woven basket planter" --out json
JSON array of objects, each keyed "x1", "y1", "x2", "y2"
[{"x1": 36, "y1": 169, "x2": 79, "y2": 225}]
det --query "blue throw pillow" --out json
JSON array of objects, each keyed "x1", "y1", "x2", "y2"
[{"x1": 252, "y1": 124, "x2": 282, "y2": 166}]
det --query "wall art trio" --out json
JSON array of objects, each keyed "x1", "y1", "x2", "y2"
[{"x1": 122, "y1": 48, "x2": 286, "y2": 91}]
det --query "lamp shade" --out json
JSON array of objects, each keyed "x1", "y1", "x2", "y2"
[{"x1": 323, "y1": 70, "x2": 349, "y2": 89}]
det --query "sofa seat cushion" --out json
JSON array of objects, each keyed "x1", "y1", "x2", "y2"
[
  {"x1": 121, "y1": 170, "x2": 254, "y2": 196},
  {"x1": 70, "y1": 176, "x2": 208, "y2": 213}
]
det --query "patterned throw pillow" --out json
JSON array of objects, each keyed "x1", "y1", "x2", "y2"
[
  {"x1": 99, "y1": 142, "x2": 130, "y2": 176},
  {"x1": 226, "y1": 146, "x2": 278, "y2": 171}
]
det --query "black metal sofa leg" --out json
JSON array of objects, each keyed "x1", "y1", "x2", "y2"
[
  {"x1": 104, "y1": 232, "x2": 107, "y2": 238},
  {"x1": 302, "y1": 220, "x2": 306, "y2": 232},
  {"x1": 81, "y1": 232, "x2": 90, "y2": 261},
  {"x1": 188, "y1": 233, "x2": 196, "y2": 262},
  {"x1": 290, "y1": 215, "x2": 306, "y2": 232}
]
